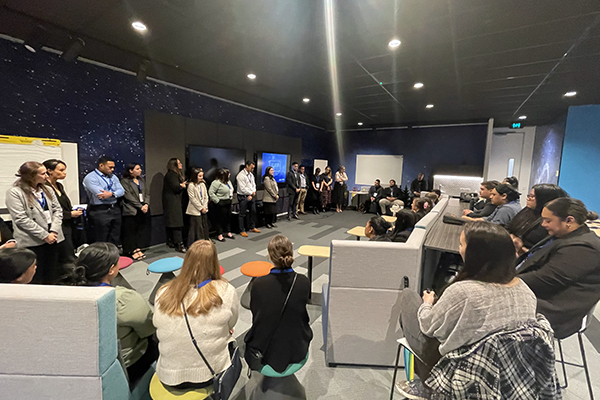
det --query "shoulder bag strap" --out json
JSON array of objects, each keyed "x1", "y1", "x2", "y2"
[
  {"x1": 262, "y1": 274, "x2": 297, "y2": 358},
  {"x1": 182, "y1": 302, "x2": 216, "y2": 377}
]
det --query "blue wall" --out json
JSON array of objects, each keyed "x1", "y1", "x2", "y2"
[
  {"x1": 0, "y1": 38, "x2": 331, "y2": 188},
  {"x1": 339, "y1": 125, "x2": 488, "y2": 190},
  {"x1": 559, "y1": 105, "x2": 600, "y2": 213}
]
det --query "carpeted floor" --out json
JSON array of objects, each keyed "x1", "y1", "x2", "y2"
[{"x1": 120, "y1": 209, "x2": 600, "y2": 399}]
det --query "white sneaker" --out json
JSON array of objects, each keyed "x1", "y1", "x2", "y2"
[{"x1": 395, "y1": 378, "x2": 431, "y2": 400}]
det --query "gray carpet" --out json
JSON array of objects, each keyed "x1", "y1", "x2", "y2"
[{"x1": 120, "y1": 209, "x2": 600, "y2": 400}]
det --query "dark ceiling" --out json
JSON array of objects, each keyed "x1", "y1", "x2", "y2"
[{"x1": 2, "y1": 0, "x2": 600, "y2": 130}]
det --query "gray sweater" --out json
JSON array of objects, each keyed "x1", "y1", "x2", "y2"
[{"x1": 418, "y1": 279, "x2": 537, "y2": 355}]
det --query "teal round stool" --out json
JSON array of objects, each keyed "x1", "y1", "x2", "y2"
[
  {"x1": 148, "y1": 257, "x2": 184, "y2": 305},
  {"x1": 260, "y1": 353, "x2": 308, "y2": 377}
]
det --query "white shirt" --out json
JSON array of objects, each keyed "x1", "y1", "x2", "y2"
[
  {"x1": 236, "y1": 170, "x2": 256, "y2": 195},
  {"x1": 299, "y1": 173, "x2": 307, "y2": 188}
]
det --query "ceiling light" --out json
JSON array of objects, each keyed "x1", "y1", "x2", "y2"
[
  {"x1": 357, "y1": 122, "x2": 363, "y2": 126},
  {"x1": 564, "y1": 91, "x2": 577, "y2": 97},
  {"x1": 426, "y1": 104, "x2": 434, "y2": 109},
  {"x1": 247, "y1": 73, "x2": 256, "y2": 80},
  {"x1": 518, "y1": 115, "x2": 527, "y2": 120},
  {"x1": 388, "y1": 38, "x2": 401, "y2": 48},
  {"x1": 336, "y1": 112, "x2": 342, "y2": 117},
  {"x1": 302, "y1": 98, "x2": 310, "y2": 103},
  {"x1": 132, "y1": 21, "x2": 147, "y2": 31},
  {"x1": 413, "y1": 82, "x2": 424, "y2": 89},
  {"x1": 24, "y1": 25, "x2": 48, "y2": 53}
]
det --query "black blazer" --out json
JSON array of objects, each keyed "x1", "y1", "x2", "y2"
[
  {"x1": 382, "y1": 185, "x2": 402, "y2": 199},
  {"x1": 466, "y1": 200, "x2": 497, "y2": 218},
  {"x1": 518, "y1": 225, "x2": 600, "y2": 339},
  {"x1": 0, "y1": 217, "x2": 13, "y2": 245},
  {"x1": 162, "y1": 170, "x2": 185, "y2": 228},
  {"x1": 286, "y1": 170, "x2": 300, "y2": 191},
  {"x1": 368, "y1": 185, "x2": 382, "y2": 198},
  {"x1": 411, "y1": 178, "x2": 427, "y2": 193},
  {"x1": 47, "y1": 181, "x2": 73, "y2": 222}
]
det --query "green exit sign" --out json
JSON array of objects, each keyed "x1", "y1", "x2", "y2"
[{"x1": 511, "y1": 122, "x2": 523, "y2": 129}]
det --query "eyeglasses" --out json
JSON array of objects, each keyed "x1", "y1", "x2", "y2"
[{"x1": 526, "y1": 194, "x2": 535, "y2": 199}]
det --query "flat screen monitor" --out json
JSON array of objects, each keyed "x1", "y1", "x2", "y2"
[
  {"x1": 187, "y1": 145, "x2": 246, "y2": 184},
  {"x1": 257, "y1": 152, "x2": 290, "y2": 184}
]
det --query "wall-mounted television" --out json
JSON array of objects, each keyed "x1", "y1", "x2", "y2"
[
  {"x1": 257, "y1": 152, "x2": 291, "y2": 185},
  {"x1": 187, "y1": 145, "x2": 246, "y2": 184}
]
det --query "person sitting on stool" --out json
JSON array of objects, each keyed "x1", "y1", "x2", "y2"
[{"x1": 379, "y1": 180, "x2": 403, "y2": 216}]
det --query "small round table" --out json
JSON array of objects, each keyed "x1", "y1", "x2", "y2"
[
  {"x1": 147, "y1": 257, "x2": 184, "y2": 305},
  {"x1": 111, "y1": 256, "x2": 134, "y2": 290},
  {"x1": 240, "y1": 261, "x2": 273, "y2": 309}
]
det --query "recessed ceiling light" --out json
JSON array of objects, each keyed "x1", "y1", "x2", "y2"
[
  {"x1": 131, "y1": 21, "x2": 147, "y2": 32},
  {"x1": 247, "y1": 73, "x2": 256, "y2": 80},
  {"x1": 518, "y1": 115, "x2": 527, "y2": 120},
  {"x1": 357, "y1": 122, "x2": 363, "y2": 126},
  {"x1": 564, "y1": 91, "x2": 577, "y2": 97},
  {"x1": 302, "y1": 98, "x2": 310, "y2": 103},
  {"x1": 336, "y1": 112, "x2": 342, "y2": 117},
  {"x1": 388, "y1": 38, "x2": 401, "y2": 48},
  {"x1": 426, "y1": 104, "x2": 434, "y2": 109},
  {"x1": 413, "y1": 82, "x2": 424, "y2": 89}
]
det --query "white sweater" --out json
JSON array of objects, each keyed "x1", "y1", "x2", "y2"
[
  {"x1": 186, "y1": 182, "x2": 209, "y2": 216},
  {"x1": 153, "y1": 280, "x2": 239, "y2": 385}
]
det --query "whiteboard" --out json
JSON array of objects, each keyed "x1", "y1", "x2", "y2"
[
  {"x1": 314, "y1": 159, "x2": 328, "y2": 174},
  {"x1": 355, "y1": 155, "x2": 404, "y2": 186},
  {"x1": 0, "y1": 139, "x2": 79, "y2": 211}
]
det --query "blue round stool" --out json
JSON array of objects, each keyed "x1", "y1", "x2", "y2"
[{"x1": 148, "y1": 257, "x2": 184, "y2": 305}]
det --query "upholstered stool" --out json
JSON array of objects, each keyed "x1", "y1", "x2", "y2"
[
  {"x1": 111, "y1": 256, "x2": 134, "y2": 290},
  {"x1": 147, "y1": 257, "x2": 184, "y2": 305},
  {"x1": 240, "y1": 261, "x2": 273, "y2": 310},
  {"x1": 149, "y1": 373, "x2": 213, "y2": 400}
]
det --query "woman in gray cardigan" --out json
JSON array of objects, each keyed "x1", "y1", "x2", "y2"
[
  {"x1": 120, "y1": 163, "x2": 150, "y2": 260},
  {"x1": 208, "y1": 168, "x2": 234, "y2": 242},
  {"x1": 5, "y1": 161, "x2": 64, "y2": 284},
  {"x1": 186, "y1": 167, "x2": 210, "y2": 246},
  {"x1": 262, "y1": 166, "x2": 279, "y2": 228}
]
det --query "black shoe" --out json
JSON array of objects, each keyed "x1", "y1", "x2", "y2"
[
  {"x1": 227, "y1": 233, "x2": 235, "y2": 239},
  {"x1": 316, "y1": 209, "x2": 320, "y2": 214},
  {"x1": 176, "y1": 243, "x2": 187, "y2": 253},
  {"x1": 266, "y1": 224, "x2": 273, "y2": 229},
  {"x1": 166, "y1": 241, "x2": 175, "y2": 249},
  {"x1": 217, "y1": 237, "x2": 226, "y2": 242},
  {"x1": 287, "y1": 215, "x2": 291, "y2": 221},
  {"x1": 293, "y1": 214, "x2": 300, "y2": 220},
  {"x1": 272, "y1": 224, "x2": 278, "y2": 228}
]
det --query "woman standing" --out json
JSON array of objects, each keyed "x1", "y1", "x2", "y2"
[
  {"x1": 153, "y1": 240, "x2": 238, "y2": 390},
  {"x1": 163, "y1": 158, "x2": 187, "y2": 253},
  {"x1": 310, "y1": 167, "x2": 321, "y2": 214},
  {"x1": 44, "y1": 159, "x2": 82, "y2": 263},
  {"x1": 262, "y1": 166, "x2": 279, "y2": 229},
  {"x1": 333, "y1": 166, "x2": 348, "y2": 213},
  {"x1": 208, "y1": 168, "x2": 235, "y2": 242},
  {"x1": 186, "y1": 167, "x2": 210, "y2": 246},
  {"x1": 5, "y1": 162, "x2": 64, "y2": 284},
  {"x1": 121, "y1": 163, "x2": 150, "y2": 260},
  {"x1": 320, "y1": 166, "x2": 333, "y2": 212}
]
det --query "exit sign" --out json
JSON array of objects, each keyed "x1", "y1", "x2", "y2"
[{"x1": 511, "y1": 122, "x2": 523, "y2": 129}]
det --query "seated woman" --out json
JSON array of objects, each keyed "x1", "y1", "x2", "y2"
[
  {"x1": 395, "y1": 221, "x2": 538, "y2": 398},
  {"x1": 61, "y1": 243, "x2": 157, "y2": 384},
  {"x1": 388, "y1": 210, "x2": 416, "y2": 242},
  {"x1": 412, "y1": 198, "x2": 432, "y2": 222},
  {"x1": 517, "y1": 198, "x2": 600, "y2": 339},
  {"x1": 245, "y1": 235, "x2": 313, "y2": 376},
  {"x1": 365, "y1": 216, "x2": 392, "y2": 241},
  {"x1": 462, "y1": 183, "x2": 521, "y2": 226},
  {"x1": 154, "y1": 240, "x2": 239, "y2": 389},
  {"x1": 0, "y1": 217, "x2": 16, "y2": 249},
  {"x1": 0, "y1": 248, "x2": 37, "y2": 284},
  {"x1": 507, "y1": 184, "x2": 567, "y2": 256}
]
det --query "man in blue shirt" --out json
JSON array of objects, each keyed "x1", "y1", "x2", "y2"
[{"x1": 82, "y1": 156, "x2": 125, "y2": 245}]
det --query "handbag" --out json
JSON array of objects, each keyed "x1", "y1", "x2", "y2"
[
  {"x1": 245, "y1": 274, "x2": 297, "y2": 371},
  {"x1": 182, "y1": 303, "x2": 242, "y2": 400}
]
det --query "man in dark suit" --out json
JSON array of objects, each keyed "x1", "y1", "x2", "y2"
[
  {"x1": 286, "y1": 162, "x2": 300, "y2": 220},
  {"x1": 411, "y1": 173, "x2": 427, "y2": 198},
  {"x1": 379, "y1": 180, "x2": 404, "y2": 215},
  {"x1": 362, "y1": 179, "x2": 382, "y2": 214}
]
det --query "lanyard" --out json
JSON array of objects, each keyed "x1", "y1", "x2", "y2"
[
  {"x1": 36, "y1": 191, "x2": 47, "y2": 210},
  {"x1": 95, "y1": 170, "x2": 114, "y2": 192},
  {"x1": 270, "y1": 268, "x2": 294, "y2": 274},
  {"x1": 97, "y1": 282, "x2": 111, "y2": 287},
  {"x1": 197, "y1": 279, "x2": 212, "y2": 289}
]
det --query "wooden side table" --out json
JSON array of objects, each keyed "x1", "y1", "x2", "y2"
[
  {"x1": 298, "y1": 245, "x2": 330, "y2": 299},
  {"x1": 347, "y1": 226, "x2": 366, "y2": 240}
]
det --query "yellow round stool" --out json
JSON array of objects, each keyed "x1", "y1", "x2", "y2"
[{"x1": 149, "y1": 373, "x2": 214, "y2": 400}]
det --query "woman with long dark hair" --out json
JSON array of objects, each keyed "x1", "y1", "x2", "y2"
[
  {"x1": 5, "y1": 162, "x2": 64, "y2": 284},
  {"x1": 333, "y1": 166, "x2": 348, "y2": 213},
  {"x1": 395, "y1": 222, "x2": 538, "y2": 397},
  {"x1": 319, "y1": 166, "x2": 333, "y2": 212},
  {"x1": 208, "y1": 168, "x2": 234, "y2": 242},
  {"x1": 186, "y1": 167, "x2": 209, "y2": 246},
  {"x1": 121, "y1": 163, "x2": 150, "y2": 260},
  {"x1": 310, "y1": 167, "x2": 322, "y2": 214},
  {"x1": 262, "y1": 166, "x2": 279, "y2": 228},
  {"x1": 162, "y1": 158, "x2": 187, "y2": 253},
  {"x1": 61, "y1": 242, "x2": 156, "y2": 384},
  {"x1": 44, "y1": 159, "x2": 82, "y2": 263},
  {"x1": 388, "y1": 210, "x2": 417, "y2": 242},
  {"x1": 411, "y1": 197, "x2": 432, "y2": 222}
]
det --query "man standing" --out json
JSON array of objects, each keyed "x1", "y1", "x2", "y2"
[
  {"x1": 379, "y1": 180, "x2": 404, "y2": 216},
  {"x1": 82, "y1": 156, "x2": 125, "y2": 245},
  {"x1": 286, "y1": 162, "x2": 300, "y2": 220},
  {"x1": 297, "y1": 165, "x2": 308, "y2": 215},
  {"x1": 411, "y1": 173, "x2": 427, "y2": 198},
  {"x1": 363, "y1": 179, "x2": 382, "y2": 214},
  {"x1": 236, "y1": 160, "x2": 260, "y2": 237}
]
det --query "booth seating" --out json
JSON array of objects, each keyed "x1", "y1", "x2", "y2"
[
  {"x1": 0, "y1": 284, "x2": 152, "y2": 400},
  {"x1": 322, "y1": 195, "x2": 449, "y2": 367}
]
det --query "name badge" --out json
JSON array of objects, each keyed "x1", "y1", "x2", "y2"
[
  {"x1": 316, "y1": 183, "x2": 320, "y2": 189},
  {"x1": 43, "y1": 210, "x2": 52, "y2": 224},
  {"x1": 139, "y1": 193, "x2": 144, "y2": 202}
]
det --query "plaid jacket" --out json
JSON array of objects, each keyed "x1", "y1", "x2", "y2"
[{"x1": 426, "y1": 314, "x2": 562, "y2": 400}]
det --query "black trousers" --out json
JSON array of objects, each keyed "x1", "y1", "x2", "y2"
[
  {"x1": 188, "y1": 214, "x2": 209, "y2": 247},
  {"x1": 57, "y1": 222, "x2": 76, "y2": 263},
  {"x1": 237, "y1": 194, "x2": 257, "y2": 232},
  {"x1": 28, "y1": 242, "x2": 60, "y2": 284},
  {"x1": 263, "y1": 202, "x2": 277, "y2": 225},
  {"x1": 214, "y1": 200, "x2": 232, "y2": 235},
  {"x1": 166, "y1": 227, "x2": 183, "y2": 245},
  {"x1": 288, "y1": 191, "x2": 299, "y2": 217},
  {"x1": 88, "y1": 205, "x2": 122, "y2": 245},
  {"x1": 122, "y1": 211, "x2": 149, "y2": 255},
  {"x1": 127, "y1": 335, "x2": 159, "y2": 389}
]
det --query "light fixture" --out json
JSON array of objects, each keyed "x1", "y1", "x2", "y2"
[
  {"x1": 24, "y1": 25, "x2": 48, "y2": 53},
  {"x1": 413, "y1": 82, "x2": 424, "y2": 89},
  {"x1": 132, "y1": 21, "x2": 147, "y2": 32},
  {"x1": 518, "y1": 115, "x2": 527, "y2": 120},
  {"x1": 564, "y1": 91, "x2": 577, "y2": 97},
  {"x1": 388, "y1": 38, "x2": 401, "y2": 48},
  {"x1": 336, "y1": 112, "x2": 342, "y2": 117},
  {"x1": 426, "y1": 104, "x2": 434, "y2": 109},
  {"x1": 137, "y1": 59, "x2": 150, "y2": 83},
  {"x1": 302, "y1": 98, "x2": 310, "y2": 103},
  {"x1": 247, "y1": 73, "x2": 256, "y2": 80},
  {"x1": 357, "y1": 122, "x2": 363, "y2": 126},
  {"x1": 61, "y1": 38, "x2": 85, "y2": 62}
]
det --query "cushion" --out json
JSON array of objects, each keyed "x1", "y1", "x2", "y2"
[
  {"x1": 119, "y1": 256, "x2": 133, "y2": 270},
  {"x1": 149, "y1": 374, "x2": 213, "y2": 399},
  {"x1": 148, "y1": 257, "x2": 184, "y2": 273}
]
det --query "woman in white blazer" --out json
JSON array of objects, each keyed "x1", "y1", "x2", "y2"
[
  {"x1": 5, "y1": 162, "x2": 64, "y2": 284},
  {"x1": 186, "y1": 167, "x2": 210, "y2": 247}
]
